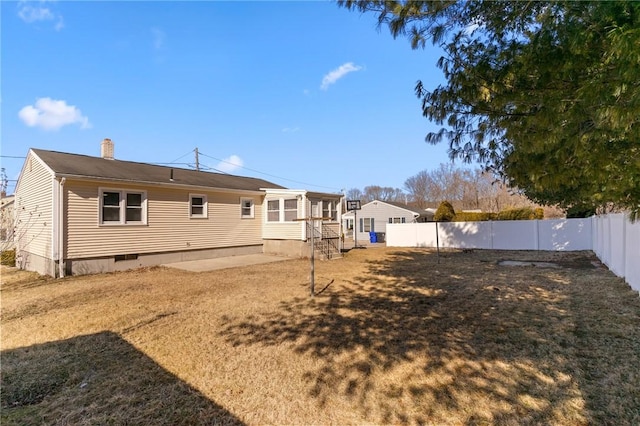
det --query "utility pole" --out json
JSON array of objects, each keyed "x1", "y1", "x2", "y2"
[
  {"x1": 195, "y1": 147, "x2": 200, "y2": 171},
  {"x1": 310, "y1": 218, "x2": 315, "y2": 297}
]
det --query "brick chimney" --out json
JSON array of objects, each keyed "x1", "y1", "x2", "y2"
[{"x1": 101, "y1": 138, "x2": 114, "y2": 160}]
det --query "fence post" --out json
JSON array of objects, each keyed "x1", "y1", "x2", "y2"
[
  {"x1": 622, "y1": 213, "x2": 627, "y2": 278},
  {"x1": 490, "y1": 221, "x2": 494, "y2": 249}
]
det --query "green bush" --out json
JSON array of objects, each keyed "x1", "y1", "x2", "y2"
[
  {"x1": 1, "y1": 249, "x2": 16, "y2": 266},
  {"x1": 453, "y1": 212, "x2": 497, "y2": 222},
  {"x1": 434, "y1": 201, "x2": 456, "y2": 222},
  {"x1": 496, "y1": 207, "x2": 540, "y2": 221},
  {"x1": 451, "y1": 208, "x2": 544, "y2": 222},
  {"x1": 566, "y1": 204, "x2": 596, "y2": 218}
]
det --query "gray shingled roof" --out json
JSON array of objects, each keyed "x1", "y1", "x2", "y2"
[
  {"x1": 32, "y1": 149, "x2": 286, "y2": 192},
  {"x1": 382, "y1": 200, "x2": 428, "y2": 216}
]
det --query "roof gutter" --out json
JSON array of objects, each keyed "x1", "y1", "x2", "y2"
[{"x1": 53, "y1": 173, "x2": 267, "y2": 196}]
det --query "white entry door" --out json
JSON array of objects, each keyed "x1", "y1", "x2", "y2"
[{"x1": 311, "y1": 202, "x2": 321, "y2": 232}]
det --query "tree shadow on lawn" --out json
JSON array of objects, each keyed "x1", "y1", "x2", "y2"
[
  {"x1": 1, "y1": 331, "x2": 244, "y2": 426},
  {"x1": 220, "y1": 249, "x2": 639, "y2": 425}
]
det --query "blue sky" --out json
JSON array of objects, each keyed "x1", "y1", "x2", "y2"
[{"x1": 1, "y1": 0, "x2": 451, "y2": 195}]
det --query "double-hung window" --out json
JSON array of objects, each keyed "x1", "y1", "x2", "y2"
[
  {"x1": 360, "y1": 218, "x2": 374, "y2": 233},
  {"x1": 267, "y1": 200, "x2": 280, "y2": 222},
  {"x1": 266, "y1": 198, "x2": 298, "y2": 222},
  {"x1": 322, "y1": 203, "x2": 330, "y2": 220},
  {"x1": 126, "y1": 193, "x2": 143, "y2": 222},
  {"x1": 190, "y1": 194, "x2": 207, "y2": 218},
  {"x1": 100, "y1": 189, "x2": 146, "y2": 225},
  {"x1": 321, "y1": 201, "x2": 338, "y2": 221},
  {"x1": 102, "y1": 191, "x2": 121, "y2": 223},
  {"x1": 241, "y1": 198, "x2": 255, "y2": 219},
  {"x1": 283, "y1": 199, "x2": 298, "y2": 221}
]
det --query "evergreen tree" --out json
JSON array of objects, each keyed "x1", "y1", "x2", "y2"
[
  {"x1": 434, "y1": 200, "x2": 455, "y2": 222},
  {"x1": 340, "y1": 1, "x2": 640, "y2": 218}
]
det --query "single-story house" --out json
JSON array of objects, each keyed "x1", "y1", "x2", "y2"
[
  {"x1": 14, "y1": 139, "x2": 343, "y2": 277},
  {"x1": 424, "y1": 208, "x2": 436, "y2": 221},
  {"x1": 342, "y1": 200, "x2": 429, "y2": 243}
]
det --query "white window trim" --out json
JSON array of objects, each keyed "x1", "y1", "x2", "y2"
[
  {"x1": 265, "y1": 197, "x2": 299, "y2": 223},
  {"x1": 283, "y1": 198, "x2": 298, "y2": 222},
  {"x1": 361, "y1": 217, "x2": 374, "y2": 233},
  {"x1": 322, "y1": 201, "x2": 331, "y2": 221},
  {"x1": 240, "y1": 197, "x2": 255, "y2": 219},
  {"x1": 266, "y1": 199, "x2": 280, "y2": 222},
  {"x1": 321, "y1": 200, "x2": 338, "y2": 222},
  {"x1": 99, "y1": 188, "x2": 147, "y2": 226},
  {"x1": 189, "y1": 193, "x2": 208, "y2": 219}
]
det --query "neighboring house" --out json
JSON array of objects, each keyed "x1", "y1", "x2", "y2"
[
  {"x1": 342, "y1": 200, "x2": 428, "y2": 242},
  {"x1": 423, "y1": 208, "x2": 436, "y2": 222},
  {"x1": 14, "y1": 140, "x2": 343, "y2": 277},
  {"x1": 1, "y1": 193, "x2": 15, "y2": 249}
]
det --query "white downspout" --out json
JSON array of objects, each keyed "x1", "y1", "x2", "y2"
[
  {"x1": 301, "y1": 193, "x2": 307, "y2": 241},
  {"x1": 58, "y1": 177, "x2": 66, "y2": 278}
]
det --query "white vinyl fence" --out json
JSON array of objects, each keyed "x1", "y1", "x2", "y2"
[
  {"x1": 592, "y1": 213, "x2": 640, "y2": 293},
  {"x1": 387, "y1": 215, "x2": 639, "y2": 293}
]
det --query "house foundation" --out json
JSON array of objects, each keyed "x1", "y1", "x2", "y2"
[
  {"x1": 263, "y1": 239, "x2": 309, "y2": 258},
  {"x1": 60, "y1": 244, "x2": 264, "y2": 276}
]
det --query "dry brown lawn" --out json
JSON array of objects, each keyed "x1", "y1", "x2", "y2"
[{"x1": 1, "y1": 248, "x2": 639, "y2": 425}]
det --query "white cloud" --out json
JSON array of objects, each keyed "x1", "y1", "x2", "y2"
[
  {"x1": 19, "y1": 98, "x2": 91, "y2": 131},
  {"x1": 216, "y1": 155, "x2": 243, "y2": 173},
  {"x1": 320, "y1": 62, "x2": 363, "y2": 91},
  {"x1": 151, "y1": 27, "x2": 165, "y2": 50},
  {"x1": 282, "y1": 127, "x2": 300, "y2": 133},
  {"x1": 54, "y1": 16, "x2": 64, "y2": 31},
  {"x1": 17, "y1": 0, "x2": 64, "y2": 31}
]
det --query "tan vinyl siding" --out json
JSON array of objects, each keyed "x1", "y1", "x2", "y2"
[
  {"x1": 65, "y1": 180, "x2": 263, "y2": 258},
  {"x1": 262, "y1": 195, "x2": 304, "y2": 240},
  {"x1": 15, "y1": 154, "x2": 54, "y2": 260},
  {"x1": 262, "y1": 223, "x2": 303, "y2": 240}
]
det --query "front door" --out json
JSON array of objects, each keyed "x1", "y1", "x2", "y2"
[{"x1": 311, "y1": 201, "x2": 322, "y2": 234}]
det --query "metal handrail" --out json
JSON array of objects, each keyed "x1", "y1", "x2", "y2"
[{"x1": 306, "y1": 222, "x2": 341, "y2": 259}]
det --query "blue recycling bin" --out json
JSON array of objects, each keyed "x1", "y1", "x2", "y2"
[{"x1": 369, "y1": 232, "x2": 377, "y2": 243}]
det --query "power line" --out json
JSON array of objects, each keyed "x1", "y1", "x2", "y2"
[
  {"x1": 197, "y1": 162, "x2": 228, "y2": 174},
  {"x1": 150, "y1": 162, "x2": 192, "y2": 166},
  {"x1": 168, "y1": 149, "x2": 196, "y2": 165},
  {"x1": 198, "y1": 151, "x2": 342, "y2": 192},
  {"x1": 0, "y1": 155, "x2": 26, "y2": 159}
]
